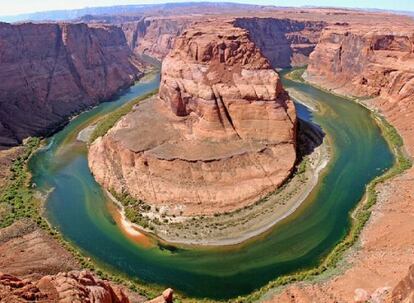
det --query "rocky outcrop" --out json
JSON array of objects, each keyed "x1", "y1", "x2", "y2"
[
  {"x1": 234, "y1": 18, "x2": 326, "y2": 67},
  {"x1": 89, "y1": 20, "x2": 296, "y2": 216},
  {"x1": 0, "y1": 22, "x2": 143, "y2": 149},
  {"x1": 392, "y1": 265, "x2": 414, "y2": 303},
  {"x1": 0, "y1": 271, "x2": 130, "y2": 303},
  {"x1": 0, "y1": 270, "x2": 170, "y2": 303},
  {"x1": 121, "y1": 17, "x2": 194, "y2": 60}
]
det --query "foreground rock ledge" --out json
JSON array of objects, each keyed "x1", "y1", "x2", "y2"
[{"x1": 89, "y1": 20, "x2": 297, "y2": 216}]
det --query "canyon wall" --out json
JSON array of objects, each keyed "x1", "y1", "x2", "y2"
[
  {"x1": 235, "y1": 18, "x2": 326, "y2": 67},
  {"x1": 0, "y1": 22, "x2": 142, "y2": 149},
  {"x1": 306, "y1": 25, "x2": 414, "y2": 152},
  {"x1": 89, "y1": 21, "x2": 297, "y2": 216},
  {"x1": 119, "y1": 16, "x2": 326, "y2": 67},
  {"x1": 121, "y1": 17, "x2": 194, "y2": 60}
]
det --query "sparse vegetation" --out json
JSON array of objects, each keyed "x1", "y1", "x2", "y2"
[
  {"x1": 89, "y1": 89, "x2": 158, "y2": 143},
  {"x1": 0, "y1": 137, "x2": 40, "y2": 228}
]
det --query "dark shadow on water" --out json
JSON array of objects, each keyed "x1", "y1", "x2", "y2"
[{"x1": 296, "y1": 117, "x2": 325, "y2": 161}]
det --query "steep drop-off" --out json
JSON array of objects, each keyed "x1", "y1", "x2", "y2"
[
  {"x1": 118, "y1": 16, "x2": 326, "y2": 67},
  {"x1": 306, "y1": 25, "x2": 414, "y2": 155},
  {"x1": 89, "y1": 20, "x2": 297, "y2": 216},
  {"x1": 235, "y1": 18, "x2": 326, "y2": 67},
  {"x1": 121, "y1": 16, "x2": 194, "y2": 60},
  {"x1": 0, "y1": 22, "x2": 143, "y2": 149}
]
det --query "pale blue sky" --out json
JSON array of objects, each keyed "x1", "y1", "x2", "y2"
[{"x1": 0, "y1": 0, "x2": 413, "y2": 16}]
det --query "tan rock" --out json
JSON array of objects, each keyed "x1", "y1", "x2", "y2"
[{"x1": 89, "y1": 20, "x2": 297, "y2": 216}]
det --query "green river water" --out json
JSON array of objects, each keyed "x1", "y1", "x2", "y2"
[{"x1": 28, "y1": 72, "x2": 394, "y2": 300}]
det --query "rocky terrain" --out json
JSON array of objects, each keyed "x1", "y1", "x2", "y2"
[
  {"x1": 0, "y1": 22, "x2": 143, "y2": 149},
  {"x1": 89, "y1": 20, "x2": 297, "y2": 216},
  {"x1": 0, "y1": 270, "x2": 173, "y2": 303},
  {"x1": 0, "y1": 219, "x2": 172, "y2": 303}
]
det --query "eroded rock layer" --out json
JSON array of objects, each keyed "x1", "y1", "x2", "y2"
[
  {"x1": 306, "y1": 25, "x2": 414, "y2": 160},
  {"x1": 89, "y1": 21, "x2": 297, "y2": 216},
  {"x1": 0, "y1": 22, "x2": 142, "y2": 149},
  {"x1": 234, "y1": 18, "x2": 326, "y2": 67},
  {"x1": 121, "y1": 16, "x2": 194, "y2": 60}
]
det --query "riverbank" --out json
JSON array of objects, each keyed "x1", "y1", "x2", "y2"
[
  {"x1": 108, "y1": 131, "x2": 329, "y2": 246},
  {"x1": 259, "y1": 69, "x2": 414, "y2": 303}
]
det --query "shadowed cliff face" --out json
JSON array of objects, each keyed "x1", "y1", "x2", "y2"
[
  {"x1": 234, "y1": 18, "x2": 326, "y2": 68},
  {"x1": 119, "y1": 16, "x2": 326, "y2": 68},
  {"x1": 0, "y1": 22, "x2": 142, "y2": 149},
  {"x1": 121, "y1": 17, "x2": 194, "y2": 60}
]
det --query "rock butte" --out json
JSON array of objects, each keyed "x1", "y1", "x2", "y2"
[{"x1": 88, "y1": 20, "x2": 297, "y2": 216}]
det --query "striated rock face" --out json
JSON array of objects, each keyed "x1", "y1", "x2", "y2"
[
  {"x1": 119, "y1": 16, "x2": 326, "y2": 67},
  {"x1": 392, "y1": 265, "x2": 414, "y2": 303},
  {"x1": 0, "y1": 270, "x2": 172, "y2": 303},
  {"x1": 0, "y1": 271, "x2": 129, "y2": 303},
  {"x1": 0, "y1": 22, "x2": 142, "y2": 149},
  {"x1": 234, "y1": 18, "x2": 326, "y2": 67},
  {"x1": 306, "y1": 26, "x2": 414, "y2": 101},
  {"x1": 122, "y1": 17, "x2": 194, "y2": 60},
  {"x1": 89, "y1": 21, "x2": 297, "y2": 216},
  {"x1": 306, "y1": 25, "x2": 414, "y2": 154}
]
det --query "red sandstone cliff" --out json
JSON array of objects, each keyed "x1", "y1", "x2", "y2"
[
  {"x1": 89, "y1": 20, "x2": 297, "y2": 216},
  {"x1": 0, "y1": 22, "x2": 143, "y2": 149},
  {"x1": 234, "y1": 18, "x2": 326, "y2": 67},
  {"x1": 121, "y1": 16, "x2": 194, "y2": 60},
  {"x1": 306, "y1": 25, "x2": 414, "y2": 153},
  {"x1": 119, "y1": 16, "x2": 326, "y2": 67}
]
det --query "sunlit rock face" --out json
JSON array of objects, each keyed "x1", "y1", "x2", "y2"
[
  {"x1": 89, "y1": 20, "x2": 297, "y2": 216},
  {"x1": 0, "y1": 22, "x2": 142, "y2": 149}
]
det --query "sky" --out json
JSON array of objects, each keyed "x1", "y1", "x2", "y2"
[{"x1": 0, "y1": 0, "x2": 413, "y2": 16}]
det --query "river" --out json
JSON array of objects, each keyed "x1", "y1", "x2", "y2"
[{"x1": 28, "y1": 71, "x2": 394, "y2": 300}]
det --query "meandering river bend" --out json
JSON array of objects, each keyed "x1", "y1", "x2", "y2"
[{"x1": 29, "y1": 71, "x2": 394, "y2": 300}]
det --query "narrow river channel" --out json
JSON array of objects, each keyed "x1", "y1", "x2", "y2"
[{"x1": 29, "y1": 71, "x2": 394, "y2": 300}]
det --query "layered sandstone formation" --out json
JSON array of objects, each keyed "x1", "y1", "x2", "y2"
[
  {"x1": 306, "y1": 24, "x2": 414, "y2": 174},
  {"x1": 306, "y1": 25, "x2": 414, "y2": 105},
  {"x1": 234, "y1": 18, "x2": 326, "y2": 67},
  {"x1": 121, "y1": 16, "x2": 194, "y2": 60},
  {"x1": 119, "y1": 16, "x2": 326, "y2": 67},
  {"x1": 0, "y1": 271, "x2": 173, "y2": 303},
  {"x1": 266, "y1": 22, "x2": 414, "y2": 303},
  {"x1": 89, "y1": 21, "x2": 297, "y2": 216},
  {"x1": 0, "y1": 22, "x2": 143, "y2": 149}
]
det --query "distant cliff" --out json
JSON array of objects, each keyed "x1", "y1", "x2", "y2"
[
  {"x1": 234, "y1": 18, "x2": 326, "y2": 67},
  {"x1": 121, "y1": 17, "x2": 194, "y2": 60},
  {"x1": 0, "y1": 22, "x2": 142, "y2": 149}
]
